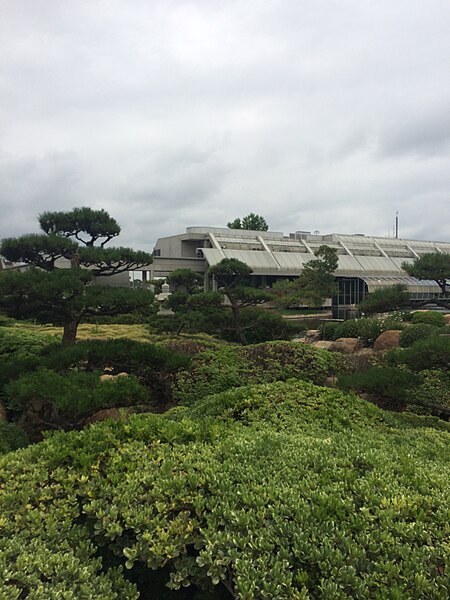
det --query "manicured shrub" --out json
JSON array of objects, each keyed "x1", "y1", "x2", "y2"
[
  {"x1": 407, "y1": 370, "x2": 450, "y2": 417},
  {"x1": 173, "y1": 341, "x2": 343, "y2": 405},
  {"x1": 1, "y1": 381, "x2": 449, "y2": 598},
  {"x1": 388, "y1": 335, "x2": 450, "y2": 371},
  {"x1": 412, "y1": 310, "x2": 445, "y2": 327},
  {"x1": 39, "y1": 339, "x2": 190, "y2": 403},
  {"x1": 337, "y1": 367, "x2": 423, "y2": 402},
  {"x1": 320, "y1": 321, "x2": 340, "y2": 340},
  {"x1": 333, "y1": 318, "x2": 360, "y2": 339},
  {"x1": 400, "y1": 323, "x2": 439, "y2": 347},
  {"x1": 0, "y1": 421, "x2": 29, "y2": 455},
  {"x1": 0, "y1": 327, "x2": 57, "y2": 360},
  {"x1": 358, "y1": 284, "x2": 410, "y2": 315},
  {"x1": 4, "y1": 368, "x2": 149, "y2": 419},
  {"x1": 332, "y1": 318, "x2": 385, "y2": 346}
]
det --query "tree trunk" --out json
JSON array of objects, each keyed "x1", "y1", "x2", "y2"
[
  {"x1": 62, "y1": 316, "x2": 79, "y2": 345},
  {"x1": 437, "y1": 280, "x2": 447, "y2": 296},
  {"x1": 231, "y1": 304, "x2": 247, "y2": 345}
]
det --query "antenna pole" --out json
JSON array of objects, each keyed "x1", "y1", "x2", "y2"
[{"x1": 395, "y1": 211, "x2": 399, "y2": 239}]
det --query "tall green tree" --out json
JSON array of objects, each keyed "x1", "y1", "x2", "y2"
[
  {"x1": 273, "y1": 246, "x2": 338, "y2": 308},
  {"x1": 0, "y1": 207, "x2": 153, "y2": 344},
  {"x1": 402, "y1": 252, "x2": 450, "y2": 296},
  {"x1": 227, "y1": 213, "x2": 269, "y2": 231},
  {"x1": 209, "y1": 258, "x2": 273, "y2": 343}
]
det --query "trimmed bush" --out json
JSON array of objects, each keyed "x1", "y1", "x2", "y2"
[
  {"x1": 4, "y1": 368, "x2": 150, "y2": 418},
  {"x1": 400, "y1": 323, "x2": 439, "y2": 347},
  {"x1": 0, "y1": 421, "x2": 29, "y2": 455},
  {"x1": 358, "y1": 285, "x2": 410, "y2": 315},
  {"x1": 408, "y1": 370, "x2": 450, "y2": 417},
  {"x1": 173, "y1": 341, "x2": 343, "y2": 405},
  {"x1": 337, "y1": 367, "x2": 423, "y2": 402},
  {"x1": 0, "y1": 327, "x2": 57, "y2": 360},
  {"x1": 388, "y1": 335, "x2": 450, "y2": 371},
  {"x1": 412, "y1": 311, "x2": 445, "y2": 327},
  {"x1": 1, "y1": 381, "x2": 449, "y2": 598},
  {"x1": 320, "y1": 321, "x2": 340, "y2": 340}
]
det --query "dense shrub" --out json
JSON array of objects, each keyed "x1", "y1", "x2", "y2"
[
  {"x1": 4, "y1": 369, "x2": 150, "y2": 418},
  {"x1": 412, "y1": 310, "x2": 445, "y2": 327},
  {"x1": 358, "y1": 285, "x2": 410, "y2": 315},
  {"x1": 323, "y1": 318, "x2": 385, "y2": 345},
  {"x1": 320, "y1": 321, "x2": 340, "y2": 340},
  {"x1": 388, "y1": 335, "x2": 450, "y2": 371},
  {"x1": 408, "y1": 370, "x2": 450, "y2": 417},
  {"x1": 0, "y1": 421, "x2": 29, "y2": 455},
  {"x1": 1, "y1": 381, "x2": 449, "y2": 598},
  {"x1": 337, "y1": 367, "x2": 423, "y2": 402},
  {"x1": 0, "y1": 315, "x2": 14, "y2": 327},
  {"x1": 399, "y1": 323, "x2": 439, "y2": 347},
  {"x1": 0, "y1": 327, "x2": 57, "y2": 360},
  {"x1": 173, "y1": 341, "x2": 343, "y2": 405},
  {"x1": 38, "y1": 339, "x2": 190, "y2": 402}
]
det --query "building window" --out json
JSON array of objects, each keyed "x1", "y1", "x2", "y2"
[{"x1": 153, "y1": 249, "x2": 161, "y2": 257}]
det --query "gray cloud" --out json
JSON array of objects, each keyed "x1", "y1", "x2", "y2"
[{"x1": 1, "y1": 0, "x2": 449, "y2": 249}]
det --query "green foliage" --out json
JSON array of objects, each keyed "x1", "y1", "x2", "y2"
[
  {"x1": 0, "y1": 268, "x2": 154, "y2": 328},
  {"x1": 0, "y1": 315, "x2": 14, "y2": 327},
  {"x1": 408, "y1": 370, "x2": 450, "y2": 417},
  {"x1": 5, "y1": 368, "x2": 149, "y2": 418},
  {"x1": 0, "y1": 421, "x2": 29, "y2": 455},
  {"x1": 0, "y1": 207, "x2": 153, "y2": 343},
  {"x1": 0, "y1": 233, "x2": 79, "y2": 270},
  {"x1": 322, "y1": 315, "x2": 408, "y2": 346},
  {"x1": 325, "y1": 318, "x2": 384, "y2": 345},
  {"x1": 166, "y1": 269, "x2": 204, "y2": 294},
  {"x1": 227, "y1": 213, "x2": 269, "y2": 231},
  {"x1": 388, "y1": 335, "x2": 450, "y2": 371},
  {"x1": 275, "y1": 246, "x2": 338, "y2": 308},
  {"x1": 402, "y1": 252, "x2": 450, "y2": 295},
  {"x1": 173, "y1": 341, "x2": 342, "y2": 405},
  {"x1": 411, "y1": 310, "x2": 445, "y2": 326},
  {"x1": 208, "y1": 259, "x2": 273, "y2": 344},
  {"x1": 320, "y1": 321, "x2": 340, "y2": 340},
  {"x1": 0, "y1": 327, "x2": 57, "y2": 360},
  {"x1": 358, "y1": 285, "x2": 410, "y2": 315},
  {"x1": 338, "y1": 367, "x2": 423, "y2": 402},
  {"x1": 400, "y1": 323, "x2": 439, "y2": 347},
  {"x1": 1, "y1": 381, "x2": 449, "y2": 598},
  {"x1": 39, "y1": 206, "x2": 121, "y2": 246}
]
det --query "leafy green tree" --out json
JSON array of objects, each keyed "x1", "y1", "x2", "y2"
[
  {"x1": 402, "y1": 252, "x2": 450, "y2": 296},
  {"x1": 209, "y1": 258, "x2": 273, "y2": 343},
  {"x1": 273, "y1": 246, "x2": 338, "y2": 308},
  {"x1": 0, "y1": 207, "x2": 153, "y2": 344},
  {"x1": 227, "y1": 213, "x2": 269, "y2": 231}
]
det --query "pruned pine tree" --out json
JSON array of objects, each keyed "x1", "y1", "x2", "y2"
[{"x1": 0, "y1": 207, "x2": 152, "y2": 344}]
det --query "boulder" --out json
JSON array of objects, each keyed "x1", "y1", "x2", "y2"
[
  {"x1": 100, "y1": 374, "x2": 116, "y2": 382},
  {"x1": 329, "y1": 337, "x2": 362, "y2": 354},
  {"x1": 323, "y1": 376, "x2": 338, "y2": 388},
  {"x1": 444, "y1": 314, "x2": 450, "y2": 325},
  {"x1": 373, "y1": 330, "x2": 402, "y2": 352},
  {"x1": 85, "y1": 407, "x2": 134, "y2": 424},
  {"x1": 311, "y1": 340, "x2": 334, "y2": 350},
  {"x1": 305, "y1": 329, "x2": 321, "y2": 343}
]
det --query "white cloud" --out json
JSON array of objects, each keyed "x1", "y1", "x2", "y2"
[{"x1": 1, "y1": 0, "x2": 449, "y2": 248}]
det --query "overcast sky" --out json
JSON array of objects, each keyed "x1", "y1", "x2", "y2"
[{"x1": 1, "y1": 0, "x2": 450, "y2": 252}]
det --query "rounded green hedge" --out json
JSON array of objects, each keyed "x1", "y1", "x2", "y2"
[
  {"x1": 399, "y1": 323, "x2": 439, "y2": 347},
  {"x1": 1, "y1": 381, "x2": 449, "y2": 599},
  {"x1": 411, "y1": 311, "x2": 445, "y2": 327}
]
